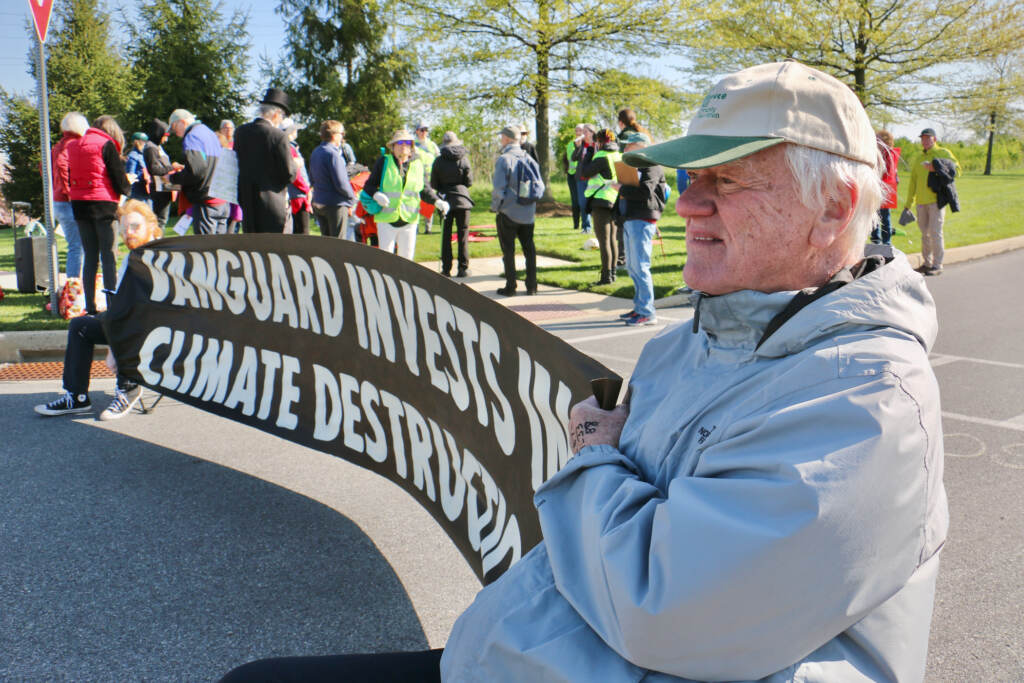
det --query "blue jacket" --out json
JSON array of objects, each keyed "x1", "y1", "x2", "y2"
[
  {"x1": 442, "y1": 253, "x2": 947, "y2": 682},
  {"x1": 309, "y1": 142, "x2": 355, "y2": 207},
  {"x1": 170, "y1": 121, "x2": 222, "y2": 205}
]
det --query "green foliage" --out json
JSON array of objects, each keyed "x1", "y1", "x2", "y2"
[
  {"x1": 0, "y1": 91, "x2": 46, "y2": 213},
  {"x1": 567, "y1": 69, "x2": 690, "y2": 142},
  {"x1": 691, "y1": 0, "x2": 1024, "y2": 117},
  {"x1": 433, "y1": 107, "x2": 503, "y2": 185},
  {"x1": 267, "y1": 0, "x2": 418, "y2": 165},
  {"x1": 38, "y1": 0, "x2": 138, "y2": 130},
  {"x1": 895, "y1": 137, "x2": 1024, "y2": 174},
  {"x1": 125, "y1": 0, "x2": 251, "y2": 134},
  {"x1": 404, "y1": 0, "x2": 694, "y2": 189},
  {"x1": 1, "y1": 0, "x2": 138, "y2": 214}
]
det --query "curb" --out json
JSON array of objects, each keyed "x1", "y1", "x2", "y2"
[{"x1": 2, "y1": 235, "x2": 1022, "y2": 363}]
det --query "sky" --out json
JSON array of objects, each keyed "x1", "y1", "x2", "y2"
[
  {"x1": 1, "y1": 0, "x2": 944, "y2": 141},
  {"x1": 0, "y1": 0, "x2": 287, "y2": 97}
]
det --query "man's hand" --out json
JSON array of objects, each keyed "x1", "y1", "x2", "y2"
[
  {"x1": 569, "y1": 396, "x2": 629, "y2": 455},
  {"x1": 372, "y1": 191, "x2": 390, "y2": 208}
]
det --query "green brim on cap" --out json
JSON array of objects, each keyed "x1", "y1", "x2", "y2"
[{"x1": 622, "y1": 135, "x2": 786, "y2": 169}]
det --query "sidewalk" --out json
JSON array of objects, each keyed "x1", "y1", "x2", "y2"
[{"x1": 3, "y1": 234, "x2": 1024, "y2": 363}]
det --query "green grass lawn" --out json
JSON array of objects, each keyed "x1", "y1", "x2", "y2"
[{"x1": 2, "y1": 170, "x2": 1022, "y2": 331}]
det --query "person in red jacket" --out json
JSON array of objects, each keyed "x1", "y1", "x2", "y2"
[
  {"x1": 51, "y1": 112, "x2": 89, "y2": 281},
  {"x1": 873, "y1": 130, "x2": 900, "y2": 245},
  {"x1": 67, "y1": 115, "x2": 133, "y2": 314}
]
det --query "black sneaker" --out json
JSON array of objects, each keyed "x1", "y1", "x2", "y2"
[
  {"x1": 35, "y1": 391, "x2": 92, "y2": 416},
  {"x1": 99, "y1": 385, "x2": 143, "y2": 421},
  {"x1": 455, "y1": 269, "x2": 468, "y2": 278},
  {"x1": 496, "y1": 286, "x2": 516, "y2": 297}
]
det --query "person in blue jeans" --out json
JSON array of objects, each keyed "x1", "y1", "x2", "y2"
[
  {"x1": 51, "y1": 112, "x2": 90, "y2": 281},
  {"x1": 616, "y1": 132, "x2": 666, "y2": 326}
]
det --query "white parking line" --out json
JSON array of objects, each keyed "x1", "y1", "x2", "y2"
[
  {"x1": 929, "y1": 353, "x2": 1024, "y2": 370},
  {"x1": 942, "y1": 411, "x2": 1024, "y2": 433}
]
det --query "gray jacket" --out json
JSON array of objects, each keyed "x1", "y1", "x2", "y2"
[
  {"x1": 442, "y1": 252, "x2": 947, "y2": 682},
  {"x1": 491, "y1": 143, "x2": 536, "y2": 224}
]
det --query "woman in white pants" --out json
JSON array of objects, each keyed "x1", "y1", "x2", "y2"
[{"x1": 363, "y1": 129, "x2": 447, "y2": 259}]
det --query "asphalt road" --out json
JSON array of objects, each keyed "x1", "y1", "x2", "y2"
[{"x1": 1, "y1": 249, "x2": 1022, "y2": 681}]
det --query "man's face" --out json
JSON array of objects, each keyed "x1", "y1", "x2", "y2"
[
  {"x1": 920, "y1": 134, "x2": 935, "y2": 150},
  {"x1": 499, "y1": 134, "x2": 514, "y2": 147},
  {"x1": 171, "y1": 120, "x2": 187, "y2": 138},
  {"x1": 417, "y1": 128, "x2": 428, "y2": 139},
  {"x1": 120, "y1": 211, "x2": 154, "y2": 250},
  {"x1": 221, "y1": 124, "x2": 234, "y2": 138},
  {"x1": 676, "y1": 144, "x2": 825, "y2": 295}
]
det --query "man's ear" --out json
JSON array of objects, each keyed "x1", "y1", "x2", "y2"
[{"x1": 809, "y1": 183, "x2": 857, "y2": 249}]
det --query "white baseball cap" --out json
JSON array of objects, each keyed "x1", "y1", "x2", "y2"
[{"x1": 624, "y1": 61, "x2": 876, "y2": 169}]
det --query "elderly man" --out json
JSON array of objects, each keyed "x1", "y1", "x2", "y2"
[
  {"x1": 444, "y1": 61, "x2": 948, "y2": 681},
  {"x1": 222, "y1": 62, "x2": 948, "y2": 683},
  {"x1": 233, "y1": 88, "x2": 298, "y2": 233},
  {"x1": 167, "y1": 109, "x2": 228, "y2": 234}
]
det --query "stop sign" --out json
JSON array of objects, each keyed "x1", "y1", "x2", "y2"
[{"x1": 28, "y1": 0, "x2": 55, "y2": 44}]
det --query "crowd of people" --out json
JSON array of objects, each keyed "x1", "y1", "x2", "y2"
[{"x1": 37, "y1": 83, "x2": 958, "y2": 417}]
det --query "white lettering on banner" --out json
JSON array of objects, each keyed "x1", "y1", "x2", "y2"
[
  {"x1": 136, "y1": 327, "x2": 302, "y2": 429},
  {"x1": 240, "y1": 251, "x2": 272, "y2": 320},
  {"x1": 142, "y1": 248, "x2": 344, "y2": 337}
]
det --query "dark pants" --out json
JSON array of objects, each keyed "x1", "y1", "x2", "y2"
[
  {"x1": 292, "y1": 209, "x2": 310, "y2": 235},
  {"x1": 219, "y1": 649, "x2": 443, "y2": 683},
  {"x1": 76, "y1": 210, "x2": 118, "y2": 314},
  {"x1": 497, "y1": 212, "x2": 536, "y2": 292},
  {"x1": 441, "y1": 208, "x2": 471, "y2": 274},
  {"x1": 195, "y1": 202, "x2": 230, "y2": 235},
  {"x1": 314, "y1": 204, "x2": 349, "y2": 238},
  {"x1": 63, "y1": 314, "x2": 133, "y2": 394},
  {"x1": 592, "y1": 206, "x2": 617, "y2": 281},
  {"x1": 152, "y1": 192, "x2": 173, "y2": 229},
  {"x1": 567, "y1": 173, "x2": 581, "y2": 229},
  {"x1": 872, "y1": 208, "x2": 893, "y2": 245}
]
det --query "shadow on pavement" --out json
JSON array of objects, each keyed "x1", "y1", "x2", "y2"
[{"x1": 1, "y1": 392, "x2": 429, "y2": 681}]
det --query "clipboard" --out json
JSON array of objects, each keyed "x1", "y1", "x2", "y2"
[{"x1": 614, "y1": 161, "x2": 639, "y2": 186}]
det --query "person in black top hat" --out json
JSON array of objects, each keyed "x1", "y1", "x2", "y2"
[{"x1": 233, "y1": 87, "x2": 298, "y2": 232}]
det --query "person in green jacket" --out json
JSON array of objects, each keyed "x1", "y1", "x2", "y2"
[{"x1": 902, "y1": 128, "x2": 960, "y2": 275}]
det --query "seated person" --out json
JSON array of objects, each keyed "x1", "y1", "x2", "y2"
[{"x1": 35, "y1": 199, "x2": 162, "y2": 421}]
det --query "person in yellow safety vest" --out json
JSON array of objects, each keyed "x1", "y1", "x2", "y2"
[
  {"x1": 562, "y1": 124, "x2": 584, "y2": 231},
  {"x1": 579, "y1": 128, "x2": 622, "y2": 285},
  {"x1": 900, "y1": 127, "x2": 961, "y2": 275},
  {"x1": 363, "y1": 129, "x2": 446, "y2": 259},
  {"x1": 414, "y1": 122, "x2": 441, "y2": 234}
]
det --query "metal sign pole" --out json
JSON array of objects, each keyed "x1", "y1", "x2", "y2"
[{"x1": 35, "y1": 32, "x2": 59, "y2": 315}]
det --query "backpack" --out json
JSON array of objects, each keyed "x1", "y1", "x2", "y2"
[{"x1": 513, "y1": 154, "x2": 545, "y2": 205}]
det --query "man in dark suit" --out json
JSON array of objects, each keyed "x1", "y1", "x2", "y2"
[{"x1": 233, "y1": 87, "x2": 298, "y2": 233}]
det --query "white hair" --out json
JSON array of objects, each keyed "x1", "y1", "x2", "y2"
[
  {"x1": 60, "y1": 112, "x2": 89, "y2": 136},
  {"x1": 258, "y1": 103, "x2": 286, "y2": 119},
  {"x1": 784, "y1": 144, "x2": 885, "y2": 252}
]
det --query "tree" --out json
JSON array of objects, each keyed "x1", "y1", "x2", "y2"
[
  {"x1": 0, "y1": 91, "x2": 46, "y2": 214},
  {"x1": 1, "y1": 0, "x2": 136, "y2": 215},
  {"x1": 124, "y1": 0, "x2": 251, "y2": 134},
  {"x1": 265, "y1": 0, "x2": 418, "y2": 164},
  {"x1": 948, "y1": 51, "x2": 1024, "y2": 174},
  {"x1": 689, "y1": 0, "x2": 1024, "y2": 116},
  {"x1": 404, "y1": 0, "x2": 694, "y2": 196},
  {"x1": 37, "y1": 0, "x2": 139, "y2": 130}
]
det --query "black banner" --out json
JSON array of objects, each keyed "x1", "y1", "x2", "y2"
[{"x1": 103, "y1": 235, "x2": 621, "y2": 584}]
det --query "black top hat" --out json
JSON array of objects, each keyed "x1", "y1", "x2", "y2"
[{"x1": 260, "y1": 88, "x2": 291, "y2": 116}]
